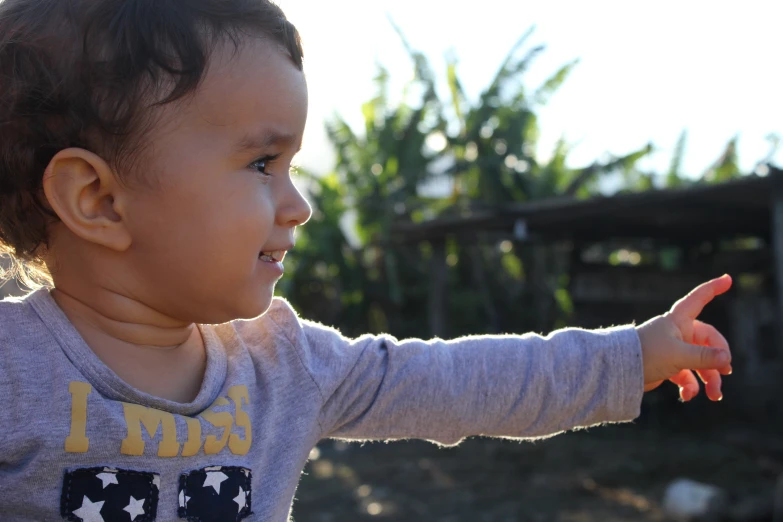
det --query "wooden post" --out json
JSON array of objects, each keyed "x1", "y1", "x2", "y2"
[
  {"x1": 429, "y1": 238, "x2": 447, "y2": 338},
  {"x1": 532, "y1": 244, "x2": 549, "y2": 333},
  {"x1": 771, "y1": 172, "x2": 783, "y2": 350},
  {"x1": 467, "y1": 242, "x2": 500, "y2": 334}
]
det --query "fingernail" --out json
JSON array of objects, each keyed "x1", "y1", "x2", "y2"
[{"x1": 718, "y1": 394, "x2": 723, "y2": 401}]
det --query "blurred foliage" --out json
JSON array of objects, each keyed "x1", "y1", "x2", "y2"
[{"x1": 280, "y1": 26, "x2": 749, "y2": 338}]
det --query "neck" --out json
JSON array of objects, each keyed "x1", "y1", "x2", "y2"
[
  {"x1": 50, "y1": 286, "x2": 207, "y2": 403},
  {"x1": 51, "y1": 287, "x2": 195, "y2": 349}
]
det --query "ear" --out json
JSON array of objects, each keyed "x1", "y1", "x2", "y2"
[{"x1": 42, "y1": 148, "x2": 132, "y2": 252}]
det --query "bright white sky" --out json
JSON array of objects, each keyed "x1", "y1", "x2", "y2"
[{"x1": 276, "y1": 0, "x2": 782, "y2": 180}]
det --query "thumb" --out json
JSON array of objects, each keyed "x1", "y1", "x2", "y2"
[{"x1": 676, "y1": 341, "x2": 731, "y2": 370}]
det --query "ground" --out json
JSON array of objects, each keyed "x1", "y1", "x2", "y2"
[{"x1": 292, "y1": 399, "x2": 779, "y2": 522}]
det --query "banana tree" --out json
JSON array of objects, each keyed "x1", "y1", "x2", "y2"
[{"x1": 283, "y1": 26, "x2": 656, "y2": 337}]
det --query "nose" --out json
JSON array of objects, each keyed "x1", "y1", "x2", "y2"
[{"x1": 276, "y1": 176, "x2": 312, "y2": 228}]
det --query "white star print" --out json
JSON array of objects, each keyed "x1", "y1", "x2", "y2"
[
  {"x1": 73, "y1": 495, "x2": 105, "y2": 522},
  {"x1": 202, "y1": 471, "x2": 228, "y2": 495},
  {"x1": 233, "y1": 486, "x2": 247, "y2": 511},
  {"x1": 95, "y1": 472, "x2": 119, "y2": 489},
  {"x1": 179, "y1": 490, "x2": 191, "y2": 508},
  {"x1": 123, "y1": 496, "x2": 145, "y2": 521},
  {"x1": 152, "y1": 475, "x2": 161, "y2": 489}
]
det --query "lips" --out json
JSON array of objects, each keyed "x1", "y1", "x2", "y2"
[{"x1": 259, "y1": 250, "x2": 286, "y2": 263}]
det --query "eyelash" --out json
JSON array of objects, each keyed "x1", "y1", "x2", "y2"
[{"x1": 248, "y1": 154, "x2": 282, "y2": 176}]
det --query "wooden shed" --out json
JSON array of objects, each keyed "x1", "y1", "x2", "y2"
[{"x1": 391, "y1": 166, "x2": 783, "y2": 394}]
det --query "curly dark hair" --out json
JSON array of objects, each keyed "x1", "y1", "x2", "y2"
[{"x1": 0, "y1": 0, "x2": 304, "y2": 288}]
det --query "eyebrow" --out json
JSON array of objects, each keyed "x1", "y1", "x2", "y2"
[{"x1": 234, "y1": 130, "x2": 302, "y2": 155}]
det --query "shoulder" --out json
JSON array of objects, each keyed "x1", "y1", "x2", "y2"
[
  {"x1": 0, "y1": 290, "x2": 44, "y2": 355},
  {"x1": 223, "y1": 298, "x2": 334, "y2": 406},
  {"x1": 0, "y1": 288, "x2": 76, "y2": 385},
  {"x1": 261, "y1": 297, "x2": 302, "y2": 331},
  {"x1": 0, "y1": 290, "x2": 48, "y2": 415},
  {"x1": 228, "y1": 297, "x2": 302, "y2": 347},
  {"x1": 231, "y1": 297, "x2": 345, "y2": 346},
  {"x1": 266, "y1": 298, "x2": 353, "y2": 354},
  {"x1": 0, "y1": 289, "x2": 38, "y2": 316},
  {"x1": 227, "y1": 298, "x2": 355, "y2": 378}
]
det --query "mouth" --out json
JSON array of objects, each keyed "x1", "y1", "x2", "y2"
[{"x1": 259, "y1": 250, "x2": 287, "y2": 263}]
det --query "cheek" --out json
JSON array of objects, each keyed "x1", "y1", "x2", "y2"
[
  {"x1": 175, "y1": 183, "x2": 275, "y2": 258},
  {"x1": 125, "y1": 171, "x2": 276, "y2": 264},
  {"x1": 124, "y1": 185, "x2": 209, "y2": 253}
]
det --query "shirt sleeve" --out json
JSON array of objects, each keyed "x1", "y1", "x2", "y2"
[{"x1": 268, "y1": 300, "x2": 644, "y2": 447}]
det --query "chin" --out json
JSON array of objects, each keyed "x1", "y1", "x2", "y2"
[{"x1": 231, "y1": 287, "x2": 276, "y2": 321}]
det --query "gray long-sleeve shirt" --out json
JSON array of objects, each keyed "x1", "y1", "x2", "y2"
[{"x1": 0, "y1": 288, "x2": 643, "y2": 521}]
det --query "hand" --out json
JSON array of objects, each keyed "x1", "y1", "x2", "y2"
[{"x1": 636, "y1": 274, "x2": 733, "y2": 402}]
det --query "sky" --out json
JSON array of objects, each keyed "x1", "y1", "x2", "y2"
[{"x1": 276, "y1": 0, "x2": 782, "y2": 181}]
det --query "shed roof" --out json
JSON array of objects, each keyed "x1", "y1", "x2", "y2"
[{"x1": 390, "y1": 166, "x2": 781, "y2": 244}]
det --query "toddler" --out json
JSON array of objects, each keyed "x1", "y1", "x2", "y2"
[{"x1": 0, "y1": 1, "x2": 732, "y2": 520}]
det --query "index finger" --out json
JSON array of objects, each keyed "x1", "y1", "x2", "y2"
[{"x1": 670, "y1": 274, "x2": 732, "y2": 321}]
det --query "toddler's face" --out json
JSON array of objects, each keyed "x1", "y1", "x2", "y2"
[{"x1": 120, "y1": 37, "x2": 311, "y2": 323}]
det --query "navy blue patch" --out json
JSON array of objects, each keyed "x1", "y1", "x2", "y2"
[
  {"x1": 178, "y1": 466, "x2": 252, "y2": 522},
  {"x1": 61, "y1": 467, "x2": 159, "y2": 521}
]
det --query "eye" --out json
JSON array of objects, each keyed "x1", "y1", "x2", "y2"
[{"x1": 248, "y1": 154, "x2": 281, "y2": 176}]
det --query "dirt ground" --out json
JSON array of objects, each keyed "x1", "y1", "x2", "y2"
[{"x1": 292, "y1": 398, "x2": 782, "y2": 522}]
